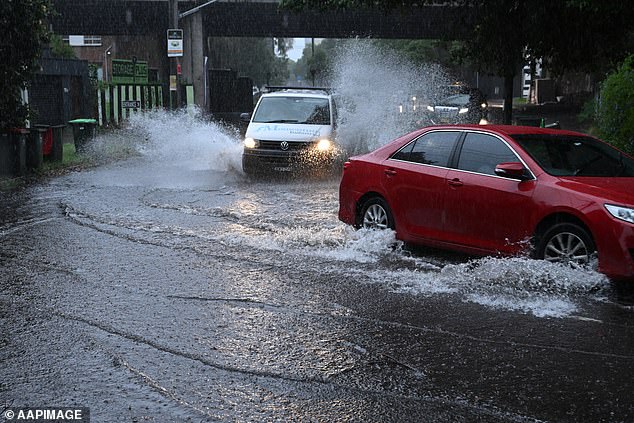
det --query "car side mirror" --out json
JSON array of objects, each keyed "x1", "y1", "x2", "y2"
[
  {"x1": 240, "y1": 112, "x2": 251, "y2": 123},
  {"x1": 495, "y1": 162, "x2": 532, "y2": 181}
]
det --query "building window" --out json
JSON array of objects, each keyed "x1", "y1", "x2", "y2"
[{"x1": 63, "y1": 35, "x2": 102, "y2": 47}]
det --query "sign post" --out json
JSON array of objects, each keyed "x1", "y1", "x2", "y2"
[
  {"x1": 167, "y1": 28, "x2": 183, "y2": 108},
  {"x1": 167, "y1": 29, "x2": 184, "y2": 57}
]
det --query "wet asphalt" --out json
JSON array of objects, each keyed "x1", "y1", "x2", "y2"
[{"x1": 1, "y1": 152, "x2": 634, "y2": 423}]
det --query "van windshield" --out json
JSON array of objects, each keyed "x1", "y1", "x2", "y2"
[{"x1": 252, "y1": 96, "x2": 331, "y2": 125}]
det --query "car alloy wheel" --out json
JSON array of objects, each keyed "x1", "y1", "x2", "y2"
[
  {"x1": 537, "y1": 223, "x2": 596, "y2": 268},
  {"x1": 360, "y1": 197, "x2": 394, "y2": 230}
]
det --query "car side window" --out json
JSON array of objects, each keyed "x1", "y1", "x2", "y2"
[
  {"x1": 457, "y1": 133, "x2": 518, "y2": 176},
  {"x1": 391, "y1": 131, "x2": 459, "y2": 167}
]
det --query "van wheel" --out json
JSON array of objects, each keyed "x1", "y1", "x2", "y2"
[
  {"x1": 535, "y1": 223, "x2": 596, "y2": 267},
  {"x1": 359, "y1": 197, "x2": 394, "y2": 230}
]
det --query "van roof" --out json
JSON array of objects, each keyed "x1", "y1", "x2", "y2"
[{"x1": 262, "y1": 86, "x2": 332, "y2": 97}]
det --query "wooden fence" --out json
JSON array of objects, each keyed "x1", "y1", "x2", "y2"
[
  {"x1": 96, "y1": 84, "x2": 198, "y2": 126},
  {"x1": 95, "y1": 83, "x2": 163, "y2": 126}
]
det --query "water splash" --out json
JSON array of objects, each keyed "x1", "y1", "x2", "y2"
[
  {"x1": 329, "y1": 40, "x2": 451, "y2": 155},
  {"x1": 368, "y1": 255, "x2": 610, "y2": 318},
  {"x1": 83, "y1": 108, "x2": 244, "y2": 173},
  {"x1": 128, "y1": 108, "x2": 244, "y2": 172}
]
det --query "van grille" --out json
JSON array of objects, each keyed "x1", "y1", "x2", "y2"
[{"x1": 258, "y1": 140, "x2": 314, "y2": 151}]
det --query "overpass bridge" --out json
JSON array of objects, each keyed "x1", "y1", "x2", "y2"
[
  {"x1": 49, "y1": 0, "x2": 473, "y2": 108},
  {"x1": 50, "y1": 0, "x2": 471, "y2": 39}
]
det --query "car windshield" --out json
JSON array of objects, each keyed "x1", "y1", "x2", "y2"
[
  {"x1": 513, "y1": 134, "x2": 634, "y2": 177},
  {"x1": 438, "y1": 94, "x2": 470, "y2": 106},
  {"x1": 252, "y1": 96, "x2": 331, "y2": 124}
]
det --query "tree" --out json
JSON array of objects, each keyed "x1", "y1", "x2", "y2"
[
  {"x1": 595, "y1": 55, "x2": 634, "y2": 154},
  {"x1": 207, "y1": 37, "x2": 290, "y2": 87},
  {"x1": 294, "y1": 39, "x2": 341, "y2": 85},
  {"x1": 50, "y1": 34, "x2": 76, "y2": 59},
  {"x1": 0, "y1": 0, "x2": 50, "y2": 130}
]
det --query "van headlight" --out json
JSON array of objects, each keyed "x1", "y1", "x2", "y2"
[
  {"x1": 605, "y1": 204, "x2": 634, "y2": 224},
  {"x1": 459, "y1": 107, "x2": 469, "y2": 114},
  {"x1": 426, "y1": 105, "x2": 435, "y2": 112},
  {"x1": 244, "y1": 137, "x2": 258, "y2": 149},
  {"x1": 316, "y1": 139, "x2": 332, "y2": 152}
]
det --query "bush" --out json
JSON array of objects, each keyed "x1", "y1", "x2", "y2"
[{"x1": 596, "y1": 55, "x2": 634, "y2": 154}]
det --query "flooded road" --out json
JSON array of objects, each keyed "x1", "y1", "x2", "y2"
[{"x1": 1, "y1": 116, "x2": 634, "y2": 422}]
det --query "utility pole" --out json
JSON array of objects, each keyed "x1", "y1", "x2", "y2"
[{"x1": 168, "y1": 0, "x2": 181, "y2": 108}]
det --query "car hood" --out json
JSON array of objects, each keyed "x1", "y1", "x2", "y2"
[
  {"x1": 246, "y1": 123, "x2": 332, "y2": 141},
  {"x1": 557, "y1": 176, "x2": 634, "y2": 206}
]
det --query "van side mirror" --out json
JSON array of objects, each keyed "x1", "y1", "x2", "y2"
[
  {"x1": 494, "y1": 162, "x2": 532, "y2": 181},
  {"x1": 240, "y1": 113, "x2": 251, "y2": 123}
]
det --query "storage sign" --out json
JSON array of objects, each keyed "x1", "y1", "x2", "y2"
[
  {"x1": 111, "y1": 59, "x2": 148, "y2": 84},
  {"x1": 167, "y1": 29, "x2": 183, "y2": 57}
]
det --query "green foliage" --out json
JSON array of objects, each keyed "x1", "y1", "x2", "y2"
[
  {"x1": 293, "y1": 39, "x2": 341, "y2": 85},
  {"x1": 49, "y1": 34, "x2": 76, "y2": 59},
  {"x1": 0, "y1": 0, "x2": 51, "y2": 130},
  {"x1": 595, "y1": 56, "x2": 634, "y2": 153},
  {"x1": 373, "y1": 39, "x2": 464, "y2": 69}
]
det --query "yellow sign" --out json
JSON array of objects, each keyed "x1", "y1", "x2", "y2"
[{"x1": 170, "y1": 75, "x2": 177, "y2": 91}]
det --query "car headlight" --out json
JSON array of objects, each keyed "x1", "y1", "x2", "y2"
[
  {"x1": 481, "y1": 102, "x2": 487, "y2": 109},
  {"x1": 605, "y1": 204, "x2": 634, "y2": 224},
  {"x1": 316, "y1": 139, "x2": 332, "y2": 152},
  {"x1": 426, "y1": 105, "x2": 435, "y2": 112},
  {"x1": 244, "y1": 137, "x2": 258, "y2": 149},
  {"x1": 459, "y1": 107, "x2": 469, "y2": 114}
]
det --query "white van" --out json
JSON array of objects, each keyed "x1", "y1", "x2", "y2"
[{"x1": 241, "y1": 87, "x2": 338, "y2": 174}]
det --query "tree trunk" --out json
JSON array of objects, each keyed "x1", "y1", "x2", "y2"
[{"x1": 503, "y1": 74, "x2": 514, "y2": 125}]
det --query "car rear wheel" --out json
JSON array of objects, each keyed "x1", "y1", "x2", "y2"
[
  {"x1": 360, "y1": 197, "x2": 394, "y2": 230},
  {"x1": 536, "y1": 223, "x2": 596, "y2": 268}
]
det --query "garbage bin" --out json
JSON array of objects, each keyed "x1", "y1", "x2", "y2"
[
  {"x1": 68, "y1": 118, "x2": 97, "y2": 153},
  {"x1": 35, "y1": 124, "x2": 53, "y2": 156},
  {"x1": 27, "y1": 127, "x2": 46, "y2": 170},
  {"x1": 49, "y1": 124, "x2": 66, "y2": 162},
  {"x1": 0, "y1": 129, "x2": 27, "y2": 177}
]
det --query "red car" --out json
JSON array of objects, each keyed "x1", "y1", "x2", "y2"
[{"x1": 338, "y1": 125, "x2": 634, "y2": 281}]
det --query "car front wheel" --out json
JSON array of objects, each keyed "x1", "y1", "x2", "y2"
[
  {"x1": 536, "y1": 223, "x2": 596, "y2": 268},
  {"x1": 359, "y1": 197, "x2": 394, "y2": 230}
]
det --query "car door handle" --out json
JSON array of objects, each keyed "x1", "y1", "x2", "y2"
[
  {"x1": 384, "y1": 169, "x2": 397, "y2": 177},
  {"x1": 448, "y1": 178, "x2": 463, "y2": 187}
]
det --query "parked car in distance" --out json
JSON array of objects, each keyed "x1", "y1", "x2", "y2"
[
  {"x1": 338, "y1": 125, "x2": 634, "y2": 281},
  {"x1": 240, "y1": 86, "x2": 338, "y2": 175}
]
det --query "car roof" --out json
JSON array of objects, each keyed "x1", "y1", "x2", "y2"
[{"x1": 428, "y1": 124, "x2": 588, "y2": 138}]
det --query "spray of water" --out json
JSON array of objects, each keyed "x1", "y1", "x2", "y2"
[
  {"x1": 85, "y1": 108, "x2": 244, "y2": 173},
  {"x1": 329, "y1": 40, "x2": 451, "y2": 155},
  {"x1": 130, "y1": 108, "x2": 244, "y2": 172}
]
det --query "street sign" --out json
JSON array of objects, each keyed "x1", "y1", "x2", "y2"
[
  {"x1": 167, "y1": 29, "x2": 183, "y2": 57},
  {"x1": 122, "y1": 100, "x2": 141, "y2": 109}
]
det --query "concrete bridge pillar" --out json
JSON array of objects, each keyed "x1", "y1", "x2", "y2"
[{"x1": 181, "y1": 12, "x2": 206, "y2": 109}]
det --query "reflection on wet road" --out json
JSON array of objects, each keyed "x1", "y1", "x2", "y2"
[{"x1": 1, "y1": 134, "x2": 634, "y2": 422}]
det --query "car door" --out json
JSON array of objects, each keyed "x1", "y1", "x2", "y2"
[
  {"x1": 382, "y1": 130, "x2": 460, "y2": 242},
  {"x1": 443, "y1": 131, "x2": 537, "y2": 254}
]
